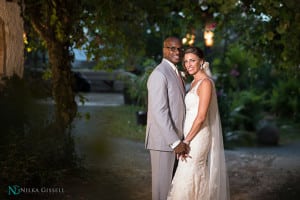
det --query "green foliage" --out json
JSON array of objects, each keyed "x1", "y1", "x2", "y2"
[
  {"x1": 23, "y1": 0, "x2": 82, "y2": 129},
  {"x1": 128, "y1": 66, "x2": 154, "y2": 110},
  {"x1": 69, "y1": 0, "x2": 209, "y2": 70},
  {"x1": 1, "y1": 125, "x2": 77, "y2": 187},
  {"x1": 0, "y1": 76, "x2": 80, "y2": 187},
  {"x1": 21, "y1": 0, "x2": 300, "y2": 149},
  {"x1": 23, "y1": 0, "x2": 299, "y2": 73},
  {"x1": 210, "y1": 0, "x2": 300, "y2": 73},
  {"x1": 218, "y1": 89, "x2": 267, "y2": 147},
  {"x1": 23, "y1": 69, "x2": 52, "y2": 98},
  {"x1": 269, "y1": 78, "x2": 300, "y2": 120},
  {"x1": 212, "y1": 43, "x2": 259, "y2": 93},
  {"x1": 228, "y1": 89, "x2": 267, "y2": 131},
  {"x1": 212, "y1": 40, "x2": 298, "y2": 147},
  {"x1": 121, "y1": 58, "x2": 156, "y2": 110}
]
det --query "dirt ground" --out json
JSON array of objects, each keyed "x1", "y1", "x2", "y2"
[
  {"x1": 9, "y1": 94, "x2": 299, "y2": 200},
  {"x1": 59, "y1": 93, "x2": 300, "y2": 200},
  {"x1": 60, "y1": 138, "x2": 300, "y2": 200}
]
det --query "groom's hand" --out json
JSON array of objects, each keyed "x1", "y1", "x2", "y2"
[{"x1": 174, "y1": 141, "x2": 189, "y2": 154}]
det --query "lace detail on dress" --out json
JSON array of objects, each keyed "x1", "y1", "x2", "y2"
[
  {"x1": 167, "y1": 78, "x2": 230, "y2": 200},
  {"x1": 168, "y1": 79, "x2": 211, "y2": 200}
]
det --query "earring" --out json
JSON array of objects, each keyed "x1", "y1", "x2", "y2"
[
  {"x1": 200, "y1": 60, "x2": 206, "y2": 70},
  {"x1": 200, "y1": 62, "x2": 204, "y2": 70}
]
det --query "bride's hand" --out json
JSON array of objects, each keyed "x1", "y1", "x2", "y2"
[{"x1": 177, "y1": 153, "x2": 192, "y2": 162}]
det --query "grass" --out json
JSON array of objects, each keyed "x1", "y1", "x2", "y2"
[
  {"x1": 75, "y1": 105, "x2": 146, "y2": 142},
  {"x1": 277, "y1": 119, "x2": 300, "y2": 145},
  {"x1": 74, "y1": 105, "x2": 300, "y2": 148},
  {"x1": 99, "y1": 105, "x2": 146, "y2": 141}
]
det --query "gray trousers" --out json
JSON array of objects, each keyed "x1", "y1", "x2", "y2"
[{"x1": 150, "y1": 150, "x2": 175, "y2": 200}]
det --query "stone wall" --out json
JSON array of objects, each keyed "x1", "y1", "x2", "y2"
[{"x1": 0, "y1": 0, "x2": 24, "y2": 78}]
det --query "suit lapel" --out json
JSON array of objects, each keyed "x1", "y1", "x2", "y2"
[{"x1": 161, "y1": 60, "x2": 185, "y2": 95}]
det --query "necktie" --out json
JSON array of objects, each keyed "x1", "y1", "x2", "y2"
[{"x1": 175, "y1": 68, "x2": 184, "y2": 90}]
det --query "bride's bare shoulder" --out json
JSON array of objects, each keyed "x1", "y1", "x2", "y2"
[{"x1": 200, "y1": 78, "x2": 212, "y2": 88}]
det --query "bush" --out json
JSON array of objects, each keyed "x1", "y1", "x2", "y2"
[
  {"x1": 0, "y1": 75, "x2": 79, "y2": 189},
  {"x1": 121, "y1": 64, "x2": 154, "y2": 110},
  {"x1": 227, "y1": 89, "x2": 266, "y2": 132},
  {"x1": 269, "y1": 78, "x2": 300, "y2": 121}
]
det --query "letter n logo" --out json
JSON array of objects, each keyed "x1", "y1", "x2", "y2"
[{"x1": 8, "y1": 185, "x2": 21, "y2": 196}]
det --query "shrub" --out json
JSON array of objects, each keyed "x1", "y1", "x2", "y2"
[
  {"x1": 269, "y1": 78, "x2": 300, "y2": 121},
  {"x1": 121, "y1": 60, "x2": 155, "y2": 110},
  {"x1": 0, "y1": 75, "x2": 79, "y2": 189}
]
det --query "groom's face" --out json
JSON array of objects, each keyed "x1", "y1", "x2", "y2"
[{"x1": 163, "y1": 39, "x2": 183, "y2": 65}]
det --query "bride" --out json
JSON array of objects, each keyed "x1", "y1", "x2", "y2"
[{"x1": 167, "y1": 46, "x2": 230, "y2": 200}]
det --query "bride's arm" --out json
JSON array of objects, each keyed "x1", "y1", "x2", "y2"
[{"x1": 184, "y1": 79, "x2": 212, "y2": 143}]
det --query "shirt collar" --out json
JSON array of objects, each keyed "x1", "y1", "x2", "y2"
[{"x1": 163, "y1": 58, "x2": 178, "y2": 72}]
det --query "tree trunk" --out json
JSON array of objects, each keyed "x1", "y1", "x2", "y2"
[
  {"x1": 24, "y1": 0, "x2": 82, "y2": 131},
  {"x1": 48, "y1": 41, "x2": 77, "y2": 130}
]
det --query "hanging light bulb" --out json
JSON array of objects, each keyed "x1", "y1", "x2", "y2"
[{"x1": 204, "y1": 30, "x2": 214, "y2": 47}]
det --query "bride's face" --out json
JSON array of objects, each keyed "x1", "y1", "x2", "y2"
[{"x1": 183, "y1": 53, "x2": 202, "y2": 75}]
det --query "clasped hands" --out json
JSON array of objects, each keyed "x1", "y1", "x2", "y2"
[{"x1": 174, "y1": 141, "x2": 191, "y2": 162}]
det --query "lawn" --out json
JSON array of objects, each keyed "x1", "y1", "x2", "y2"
[{"x1": 73, "y1": 105, "x2": 300, "y2": 147}]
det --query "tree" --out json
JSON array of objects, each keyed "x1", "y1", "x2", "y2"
[
  {"x1": 79, "y1": 0, "x2": 190, "y2": 70},
  {"x1": 22, "y1": 0, "x2": 84, "y2": 130},
  {"x1": 206, "y1": 0, "x2": 300, "y2": 74},
  {"x1": 22, "y1": 0, "x2": 299, "y2": 130}
]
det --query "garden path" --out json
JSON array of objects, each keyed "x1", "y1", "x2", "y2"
[{"x1": 63, "y1": 92, "x2": 300, "y2": 200}]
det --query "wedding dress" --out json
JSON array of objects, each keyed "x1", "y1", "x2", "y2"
[{"x1": 167, "y1": 78, "x2": 230, "y2": 200}]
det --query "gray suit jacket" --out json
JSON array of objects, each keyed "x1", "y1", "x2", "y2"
[{"x1": 145, "y1": 59, "x2": 186, "y2": 151}]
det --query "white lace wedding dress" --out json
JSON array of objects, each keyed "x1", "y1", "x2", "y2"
[{"x1": 167, "y1": 78, "x2": 230, "y2": 200}]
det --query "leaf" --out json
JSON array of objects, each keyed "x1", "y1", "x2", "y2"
[
  {"x1": 266, "y1": 31, "x2": 274, "y2": 40},
  {"x1": 276, "y1": 21, "x2": 289, "y2": 34}
]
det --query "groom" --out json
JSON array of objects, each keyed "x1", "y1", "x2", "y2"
[{"x1": 145, "y1": 36, "x2": 189, "y2": 200}]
